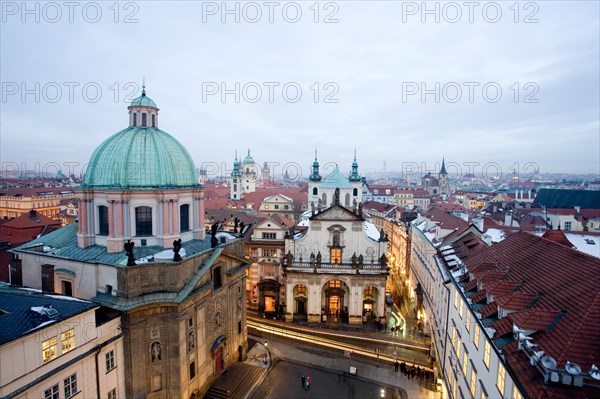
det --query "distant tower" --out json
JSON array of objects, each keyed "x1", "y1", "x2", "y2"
[
  {"x1": 242, "y1": 149, "x2": 256, "y2": 194},
  {"x1": 349, "y1": 149, "x2": 361, "y2": 183},
  {"x1": 308, "y1": 148, "x2": 322, "y2": 206},
  {"x1": 439, "y1": 157, "x2": 449, "y2": 195},
  {"x1": 348, "y1": 149, "x2": 363, "y2": 205},
  {"x1": 230, "y1": 152, "x2": 242, "y2": 200},
  {"x1": 261, "y1": 162, "x2": 270, "y2": 186}
]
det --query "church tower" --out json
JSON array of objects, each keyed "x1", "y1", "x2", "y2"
[
  {"x1": 261, "y1": 162, "x2": 270, "y2": 186},
  {"x1": 242, "y1": 149, "x2": 256, "y2": 194},
  {"x1": 230, "y1": 152, "x2": 242, "y2": 200},
  {"x1": 308, "y1": 148, "x2": 322, "y2": 207},
  {"x1": 439, "y1": 157, "x2": 450, "y2": 195}
]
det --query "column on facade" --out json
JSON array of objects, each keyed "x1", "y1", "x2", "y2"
[
  {"x1": 163, "y1": 200, "x2": 169, "y2": 236},
  {"x1": 116, "y1": 200, "x2": 124, "y2": 237},
  {"x1": 123, "y1": 201, "x2": 130, "y2": 238},
  {"x1": 349, "y1": 285, "x2": 362, "y2": 324},
  {"x1": 198, "y1": 192, "x2": 205, "y2": 240},
  {"x1": 285, "y1": 282, "x2": 295, "y2": 322},
  {"x1": 108, "y1": 200, "x2": 115, "y2": 237},
  {"x1": 171, "y1": 199, "x2": 178, "y2": 235},
  {"x1": 78, "y1": 198, "x2": 88, "y2": 234},
  {"x1": 87, "y1": 199, "x2": 95, "y2": 238}
]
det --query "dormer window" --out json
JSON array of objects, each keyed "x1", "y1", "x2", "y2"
[
  {"x1": 142, "y1": 113, "x2": 147, "y2": 127},
  {"x1": 132, "y1": 113, "x2": 137, "y2": 127}
]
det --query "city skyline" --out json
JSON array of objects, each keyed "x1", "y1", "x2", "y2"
[{"x1": 1, "y1": 1, "x2": 599, "y2": 175}]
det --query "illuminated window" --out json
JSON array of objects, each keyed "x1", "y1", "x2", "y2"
[
  {"x1": 474, "y1": 324, "x2": 480, "y2": 348},
  {"x1": 330, "y1": 248, "x2": 342, "y2": 264},
  {"x1": 296, "y1": 284, "x2": 306, "y2": 294},
  {"x1": 329, "y1": 280, "x2": 342, "y2": 288},
  {"x1": 462, "y1": 350, "x2": 468, "y2": 376},
  {"x1": 42, "y1": 337, "x2": 57, "y2": 363},
  {"x1": 64, "y1": 373, "x2": 78, "y2": 398},
  {"x1": 465, "y1": 311, "x2": 471, "y2": 332},
  {"x1": 365, "y1": 286, "x2": 374, "y2": 295},
  {"x1": 512, "y1": 385, "x2": 523, "y2": 399},
  {"x1": 497, "y1": 363, "x2": 506, "y2": 396},
  {"x1": 44, "y1": 384, "x2": 59, "y2": 399},
  {"x1": 459, "y1": 299, "x2": 464, "y2": 319},
  {"x1": 454, "y1": 290, "x2": 459, "y2": 308},
  {"x1": 470, "y1": 368, "x2": 477, "y2": 397},
  {"x1": 483, "y1": 341, "x2": 491, "y2": 368},
  {"x1": 61, "y1": 329, "x2": 75, "y2": 354},
  {"x1": 264, "y1": 204, "x2": 270, "y2": 209}
]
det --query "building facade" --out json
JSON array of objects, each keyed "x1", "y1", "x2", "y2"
[
  {"x1": 283, "y1": 189, "x2": 388, "y2": 325},
  {"x1": 10, "y1": 88, "x2": 249, "y2": 399}
]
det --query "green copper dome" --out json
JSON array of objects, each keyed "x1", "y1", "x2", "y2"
[
  {"x1": 83, "y1": 127, "x2": 199, "y2": 190},
  {"x1": 242, "y1": 149, "x2": 255, "y2": 165},
  {"x1": 130, "y1": 92, "x2": 157, "y2": 108}
]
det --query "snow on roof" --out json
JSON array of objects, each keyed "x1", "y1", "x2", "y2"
[
  {"x1": 564, "y1": 233, "x2": 600, "y2": 258},
  {"x1": 483, "y1": 228, "x2": 506, "y2": 244},
  {"x1": 364, "y1": 220, "x2": 380, "y2": 241}
]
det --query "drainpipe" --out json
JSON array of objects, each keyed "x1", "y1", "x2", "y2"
[{"x1": 95, "y1": 346, "x2": 102, "y2": 399}]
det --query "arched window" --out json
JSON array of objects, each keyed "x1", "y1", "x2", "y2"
[
  {"x1": 135, "y1": 206, "x2": 152, "y2": 236},
  {"x1": 151, "y1": 114, "x2": 156, "y2": 127},
  {"x1": 132, "y1": 113, "x2": 137, "y2": 126},
  {"x1": 142, "y1": 113, "x2": 147, "y2": 127},
  {"x1": 353, "y1": 188, "x2": 358, "y2": 196},
  {"x1": 312, "y1": 187, "x2": 318, "y2": 195},
  {"x1": 322, "y1": 193, "x2": 327, "y2": 206},
  {"x1": 233, "y1": 184, "x2": 237, "y2": 191},
  {"x1": 98, "y1": 205, "x2": 109, "y2": 236},
  {"x1": 345, "y1": 193, "x2": 350, "y2": 206},
  {"x1": 180, "y1": 204, "x2": 190, "y2": 232}
]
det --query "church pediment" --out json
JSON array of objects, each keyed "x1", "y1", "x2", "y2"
[{"x1": 310, "y1": 205, "x2": 362, "y2": 221}]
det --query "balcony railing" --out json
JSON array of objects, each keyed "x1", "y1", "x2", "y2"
[{"x1": 285, "y1": 260, "x2": 388, "y2": 272}]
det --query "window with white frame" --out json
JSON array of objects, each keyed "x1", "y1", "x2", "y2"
[
  {"x1": 483, "y1": 341, "x2": 491, "y2": 368},
  {"x1": 64, "y1": 373, "x2": 78, "y2": 398},
  {"x1": 42, "y1": 337, "x2": 57, "y2": 363},
  {"x1": 470, "y1": 368, "x2": 477, "y2": 397},
  {"x1": 61, "y1": 329, "x2": 75, "y2": 354},
  {"x1": 262, "y1": 232, "x2": 276, "y2": 239},
  {"x1": 107, "y1": 388, "x2": 117, "y2": 399},
  {"x1": 44, "y1": 384, "x2": 59, "y2": 399},
  {"x1": 466, "y1": 311, "x2": 471, "y2": 332},
  {"x1": 564, "y1": 221, "x2": 572, "y2": 231},
  {"x1": 497, "y1": 362, "x2": 506, "y2": 397},
  {"x1": 106, "y1": 349, "x2": 116, "y2": 372}
]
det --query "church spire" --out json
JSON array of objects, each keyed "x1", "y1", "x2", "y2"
[
  {"x1": 440, "y1": 157, "x2": 448, "y2": 176},
  {"x1": 349, "y1": 148, "x2": 361, "y2": 182},
  {"x1": 309, "y1": 148, "x2": 322, "y2": 182}
]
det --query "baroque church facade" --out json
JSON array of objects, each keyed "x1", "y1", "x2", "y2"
[
  {"x1": 283, "y1": 154, "x2": 389, "y2": 325},
  {"x1": 10, "y1": 88, "x2": 249, "y2": 399}
]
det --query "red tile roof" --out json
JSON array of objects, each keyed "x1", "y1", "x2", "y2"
[{"x1": 462, "y1": 232, "x2": 600, "y2": 399}]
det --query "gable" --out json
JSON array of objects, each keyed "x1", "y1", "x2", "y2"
[{"x1": 310, "y1": 205, "x2": 362, "y2": 221}]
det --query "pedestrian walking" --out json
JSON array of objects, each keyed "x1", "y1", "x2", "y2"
[
  {"x1": 301, "y1": 375, "x2": 305, "y2": 389},
  {"x1": 307, "y1": 376, "x2": 311, "y2": 390}
]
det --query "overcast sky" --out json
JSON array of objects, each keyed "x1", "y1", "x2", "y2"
[{"x1": 1, "y1": 1, "x2": 599, "y2": 180}]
